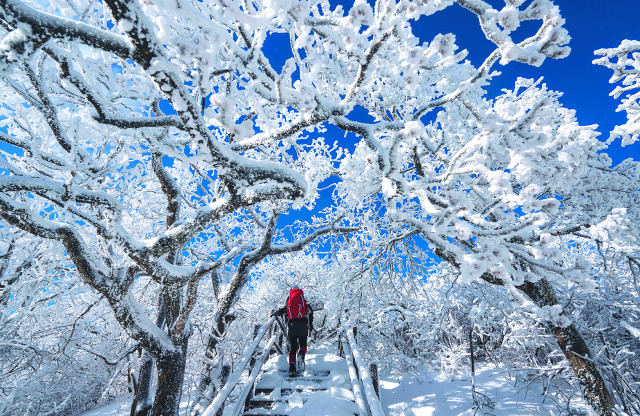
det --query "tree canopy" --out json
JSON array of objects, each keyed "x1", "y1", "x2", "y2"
[{"x1": 0, "y1": 0, "x2": 639, "y2": 415}]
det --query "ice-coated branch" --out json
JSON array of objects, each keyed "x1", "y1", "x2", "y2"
[
  {"x1": 151, "y1": 152, "x2": 181, "y2": 228},
  {"x1": 0, "y1": 193, "x2": 69, "y2": 240},
  {"x1": 45, "y1": 44, "x2": 184, "y2": 132},
  {"x1": 231, "y1": 106, "x2": 341, "y2": 151},
  {"x1": 456, "y1": 0, "x2": 570, "y2": 66},
  {"x1": 94, "y1": 114, "x2": 185, "y2": 129},
  {"x1": 0, "y1": 0, "x2": 133, "y2": 61},
  {"x1": 594, "y1": 40, "x2": 640, "y2": 146},
  {"x1": 0, "y1": 176, "x2": 122, "y2": 216},
  {"x1": 142, "y1": 197, "x2": 239, "y2": 259},
  {"x1": 246, "y1": 207, "x2": 268, "y2": 229},
  {"x1": 21, "y1": 61, "x2": 74, "y2": 153},
  {"x1": 269, "y1": 224, "x2": 359, "y2": 255},
  {"x1": 0, "y1": 131, "x2": 67, "y2": 167},
  {"x1": 344, "y1": 26, "x2": 395, "y2": 103},
  {"x1": 103, "y1": 0, "x2": 306, "y2": 203}
]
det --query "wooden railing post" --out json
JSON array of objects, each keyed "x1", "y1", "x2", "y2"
[
  {"x1": 346, "y1": 327, "x2": 385, "y2": 416},
  {"x1": 245, "y1": 381, "x2": 254, "y2": 410},
  {"x1": 351, "y1": 327, "x2": 358, "y2": 373},
  {"x1": 269, "y1": 317, "x2": 284, "y2": 356},
  {"x1": 249, "y1": 324, "x2": 260, "y2": 368},
  {"x1": 267, "y1": 310, "x2": 274, "y2": 339},
  {"x1": 274, "y1": 316, "x2": 287, "y2": 352},
  {"x1": 202, "y1": 317, "x2": 276, "y2": 416},
  {"x1": 278, "y1": 332, "x2": 284, "y2": 351},
  {"x1": 229, "y1": 334, "x2": 278, "y2": 416},
  {"x1": 369, "y1": 363, "x2": 380, "y2": 399}
]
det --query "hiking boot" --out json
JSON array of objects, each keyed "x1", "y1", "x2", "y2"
[
  {"x1": 297, "y1": 353, "x2": 306, "y2": 372},
  {"x1": 288, "y1": 363, "x2": 296, "y2": 377}
]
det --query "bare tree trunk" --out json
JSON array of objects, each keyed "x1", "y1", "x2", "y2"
[
  {"x1": 134, "y1": 351, "x2": 155, "y2": 416},
  {"x1": 151, "y1": 343, "x2": 188, "y2": 416},
  {"x1": 132, "y1": 294, "x2": 167, "y2": 416},
  {"x1": 520, "y1": 279, "x2": 615, "y2": 416}
]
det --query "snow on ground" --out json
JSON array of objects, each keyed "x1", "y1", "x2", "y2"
[
  {"x1": 81, "y1": 397, "x2": 132, "y2": 416},
  {"x1": 249, "y1": 343, "x2": 358, "y2": 416},
  {"x1": 380, "y1": 363, "x2": 587, "y2": 416},
  {"x1": 82, "y1": 349, "x2": 587, "y2": 416}
]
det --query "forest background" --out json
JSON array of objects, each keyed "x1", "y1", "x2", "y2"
[{"x1": 0, "y1": 0, "x2": 639, "y2": 416}]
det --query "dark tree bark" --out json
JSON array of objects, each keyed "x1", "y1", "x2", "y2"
[
  {"x1": 134, "y1": 352, "x2": 154, "y2": 416},
  {"x1": 520, "y1": 279, "x2": 615, "y2": 416},
  {"x1": 151, "y1": 343, "x2": 189, "y2": 416},
  {"x1": 132, "y1": 295, "x2": 166, "y2": 416}
]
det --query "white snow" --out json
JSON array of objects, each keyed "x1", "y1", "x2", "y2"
[
  {"x1": 248, "y1": 344, "x2": 358, "y2": 416},
  {"x1": 81, "y1": 347, "x2": 587, "y2": 416},
  {"x1": 380, "y1": 363, "x2": 586, "y2": 416}
]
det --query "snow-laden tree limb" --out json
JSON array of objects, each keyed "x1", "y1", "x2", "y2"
[{"x1": 594, "y1": 39, "x2": 640, "y2": 146}]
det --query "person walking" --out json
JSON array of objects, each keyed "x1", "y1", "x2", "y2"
[{"x1": 273, "y1": 285, "x2": 314, "y2": 377}]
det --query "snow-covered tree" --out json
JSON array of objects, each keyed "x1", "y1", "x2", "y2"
[
  {"x1": 323, "y1": 2, "x2": 639, "y2": 415},
  {"x1": 0, "y1": 229, "x2": 135, "y2": 415},
  {"x1": 0, "y1": 0, "x2": 346, "y2": 414},
  {"x1": 1, "y1": 0, "x2": 639, "y2": 415}
]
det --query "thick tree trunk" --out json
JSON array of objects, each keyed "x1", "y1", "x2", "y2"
[
  {"x1": 133, "y1": 295, "x2": 166, "y2": 416},
  {"x1": 520, "y1": 279, "x2": 615, "y2": 416},
  {"x1": 151, "y1": 344, "x2": 188, "y2": 416},
  {"x1": 134, "y1": 352, "x2": 154, "y2": 416}
]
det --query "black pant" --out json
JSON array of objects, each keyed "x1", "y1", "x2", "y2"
[{"x1": 288, "y1": 335, "x2": 307, "y2": 365}]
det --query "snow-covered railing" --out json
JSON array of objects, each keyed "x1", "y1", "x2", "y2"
[
  {"x1": 229, "y1": 334, "x2": 278, "y2": 416},
  {"x1": 201, "y1": 315, "x2": 286, "y2": 416},
  {"x1": 340, "y1": 326, "x2": 386, "y2": 416},
  {"x1": 342, "y1": 334, "x2": 369, "y2": 416}
]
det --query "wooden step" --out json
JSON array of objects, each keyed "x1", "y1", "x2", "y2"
[
  {"x1": 275, "y1": 369, "x2": 331, "y2": 378},
  {"x1": 242, "y1": 351, "x2": 358, "y2": 416},
  {"x1": 243, "y1": 411, "x2": 288, "y2": 416},
  {"x1": 255, "y1": 386, "x2": 328, "y2": 396},
  {"x1": 246, "y1": 397, "x2": 275, "y2": 409}
]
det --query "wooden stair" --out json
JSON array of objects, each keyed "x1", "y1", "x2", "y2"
[{"x1": 242, "y1": 349, "x2": 358, "y2": 415}]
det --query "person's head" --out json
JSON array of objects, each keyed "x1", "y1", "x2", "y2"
[{"x1": 291, "y1": 284, "x2": 299, "y2": 290}]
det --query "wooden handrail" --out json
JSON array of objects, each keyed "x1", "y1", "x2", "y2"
[
  {"x1": 201, "y1": 315, "x2": 285, "y2": 416},
  {"x1": 345, "y1": 326, "x2": 386, "y2": 416},
  {"x1": 229, "y1": 334, "x2": 278, "y2": 416},
  {"x1": 342, "y1": 335, "x2": 369, "y2": 416}
]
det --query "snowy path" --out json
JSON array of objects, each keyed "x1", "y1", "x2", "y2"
[{"x1": 245, "y1": 345, "x2": 359, "y2": 416}]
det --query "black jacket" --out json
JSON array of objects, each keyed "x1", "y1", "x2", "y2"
[{"x1": 274, "y1": 304, "x2": 314, "y2": 337}]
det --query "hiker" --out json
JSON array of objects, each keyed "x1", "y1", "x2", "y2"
[{"x1": 272, "y1": 285, "x2": 314, "y2": 376}]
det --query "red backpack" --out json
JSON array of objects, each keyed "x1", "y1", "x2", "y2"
[{"x1": 287, "y1": 288, "x2": 307, "y2": 320}]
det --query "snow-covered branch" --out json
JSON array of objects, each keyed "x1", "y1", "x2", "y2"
[{"x1": 594, "y1": 39, "x2": 640, "y2": 146}]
